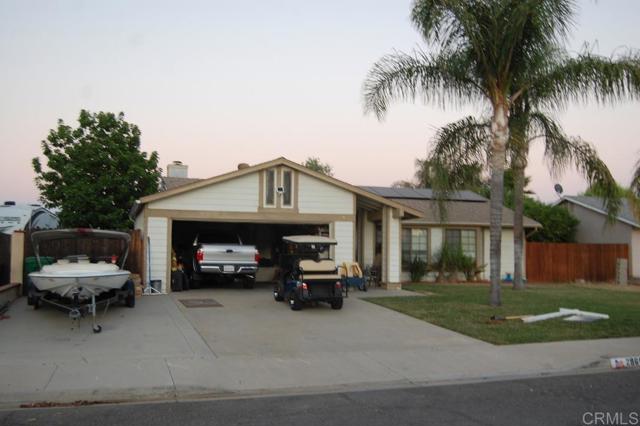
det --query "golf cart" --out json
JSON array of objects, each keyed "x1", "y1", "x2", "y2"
[{"x1": 273, "y1": 235, "x2": 343, "y2": 311}]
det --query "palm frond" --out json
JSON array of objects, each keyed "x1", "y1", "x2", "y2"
[
  {"x1": 531, "y1": 49, "x2": 640, "y2": 108},
  {"x1": 363, "y1": 50, "x2": 485, "y2": 119},
  {"x1": 632, "y1": 159, "x2": 640, "y2": 198},
  {"x1": 426, "y1": 116, "x2": 491, "y2": 221}
]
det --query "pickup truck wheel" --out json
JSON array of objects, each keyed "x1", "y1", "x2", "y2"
[
  {"x1": 330, "y1": 298, "x2": 343, "y2": 310},
  {"x1": 190, "y1": 273, "x2": 202, "y2": 289},
  {"x1": 242, "y1": 277, "x2": 255, "y2": 289},
  {"x1": 289, "y1": 290, "x2": 303, "y2": 311}
]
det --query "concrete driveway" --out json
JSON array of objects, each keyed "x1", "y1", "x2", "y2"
[
  {"x1": 171, "y1": 283, "x2": 481, "y2": 358},
  {"x1": 1, "y1": 283, "x2": 639, "y2": 406}
]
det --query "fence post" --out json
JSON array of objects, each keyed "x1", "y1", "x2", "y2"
[{"x1": 10, "y1": 231, "x2": 25, "y2": 286}]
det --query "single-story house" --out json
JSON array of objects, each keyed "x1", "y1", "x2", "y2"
[
  {"x1": 556, "y1": 195, "x2": 640, "y2": 278},
  {"x1": 130, "y1": 157, "x2": 539, "y2": 292}
]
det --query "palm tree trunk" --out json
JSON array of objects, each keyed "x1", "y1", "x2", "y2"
[
  {"x1": 512, "y1": 155, "x2": 527, "y2": 290},
  {"x1": 489, "y1": 103, "x2": 509, "y2": 307}
]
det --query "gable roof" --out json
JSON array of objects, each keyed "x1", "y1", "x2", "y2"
[
  {"x1": 557, "y1": 195, "x2": 640, "y2": 228},
  {"x1": 137, "y1": 157, "x2": 423, "y2": 218},
  {"x1": 161, "y1": 176, "x2": 202, "y2": 191}
]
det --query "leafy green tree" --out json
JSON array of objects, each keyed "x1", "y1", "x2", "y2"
[
  {"x1": 302, "y1": 157, "x2": 334, "y2": 176},
  {"x1": 32, "y1": 110, "x2": 160, "y2": 230},
  {"x1": 365, "y1": 0, "x2": 639, "y2": 304},
  {"x1": 524, "y1": 198, "x2": 579, "y2": 243}
]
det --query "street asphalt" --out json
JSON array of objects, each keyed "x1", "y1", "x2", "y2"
[{"x1": 1, "y1": 370, "x2": 638, "y2": 426}]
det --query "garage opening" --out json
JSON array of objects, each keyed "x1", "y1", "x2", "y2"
[{"x1": 171, "y1": 221, "x2": 329, "y2": 289}]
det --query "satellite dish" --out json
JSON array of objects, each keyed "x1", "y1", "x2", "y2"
[{"x1": 554, "y1": 183, "x2": 564, "y2": 196}]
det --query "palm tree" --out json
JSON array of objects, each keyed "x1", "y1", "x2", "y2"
[
  {"x1": 364, "y1": 0, "x2": 640, "y2": 306},
  {"x1": 427, "y1": 108, "x2": 620, "y2": 290}
]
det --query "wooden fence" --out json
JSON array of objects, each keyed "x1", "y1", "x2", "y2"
[
  {"x1": 526, "y1": 242, "x2": 628, "y2": 283},
  {"x1": 23, "y1": 229, "x2": 144, "y2": 276}
]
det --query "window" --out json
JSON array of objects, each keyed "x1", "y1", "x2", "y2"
[
  {"x1": 282, "y1": 169, "x2": 293, "y2": 207},
  {"x1": 445, "y1": 229, "x2": 476, "y2": 260},
  {"x1": 402, "y1": 228, "x2": 428, "y2": 270},
  {"x1": 265, "y1": 169, "x2": 275, "y2": 206}
]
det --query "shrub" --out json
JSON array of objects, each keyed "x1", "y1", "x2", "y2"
[{"x1": 409, "y1": 257, "x2": 428, "y2": 282}]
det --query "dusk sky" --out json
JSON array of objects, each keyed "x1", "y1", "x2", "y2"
[{"x1": 1, "y1": 0, "x2": 639, "y2": 205}]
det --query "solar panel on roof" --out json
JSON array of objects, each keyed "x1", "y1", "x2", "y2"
[{"x1": 359, "y1": 186, "x2": 487, "y2": 202}]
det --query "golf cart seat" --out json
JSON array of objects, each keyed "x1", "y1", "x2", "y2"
[{"x1": 298, "y1": 259, "x2": 341, "y2": 280}]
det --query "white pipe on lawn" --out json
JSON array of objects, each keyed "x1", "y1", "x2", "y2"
[
  {"x1": 522, "y1": 308, "x2": 609, "y2": 324},
  {"x1": 559, "y1": 308, "x2": 609, "y2": 320},
  {"x1": 522, "y1": 309, "x2": 579, "y2": 323}
]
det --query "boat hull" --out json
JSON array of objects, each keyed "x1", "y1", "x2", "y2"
[{"x1": 29, "y1": 271, "x2": 131, "y2": 299}]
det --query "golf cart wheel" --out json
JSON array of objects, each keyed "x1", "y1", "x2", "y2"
[
  {"x1": 123, "y1": 280, "x2": 135, "y2": 308},
  {"x1": 289, "y1": 290, "x2": 303, "y2": 311},
  {"x1": 330, "y1": 298, "x2": 343, "y2": 310},
  {"x1": 93, "y1": 325, "x2": 102, "y2": 333},
  {"x1": 273, "y1": 287, "x2": 284, "y2": 302},
  {"x1": 32, "y1": 296, "x2": 40, "y2": 310}
]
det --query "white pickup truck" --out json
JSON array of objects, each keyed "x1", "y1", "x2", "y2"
[{"x1": 191, "y1": 233, "x2": 260, "y2": 288}]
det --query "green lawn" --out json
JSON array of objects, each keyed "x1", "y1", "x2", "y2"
[{"x1": 365, "y1": 283, "x2": 640, "y2": 345}]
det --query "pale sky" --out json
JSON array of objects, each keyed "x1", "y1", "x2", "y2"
[{"x1": 1, "y1": 0, "x2": 639, "y2": 204}]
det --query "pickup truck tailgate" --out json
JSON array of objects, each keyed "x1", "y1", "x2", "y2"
[{"x1": 202, "y1": 245, "x2": 255, "y2": 263}]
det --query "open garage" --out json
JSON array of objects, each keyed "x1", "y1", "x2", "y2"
[
  {"x1": 171, "y1": 220, "x2": 327, "y2": 287},
  {"x1": 130, "y1": 157, "x2": 422, "y2": 293}
]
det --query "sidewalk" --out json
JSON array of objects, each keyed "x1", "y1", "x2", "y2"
[{"x1": 0, "y1": 291, "x2": 638, "y2": 408}]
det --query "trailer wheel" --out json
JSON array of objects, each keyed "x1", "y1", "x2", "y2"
[
  {"x1": 93, "y1": 325, "x2": 102, "y2": 333},
  {"x1": 124, "y1": 280, "x2": 136, "y2": 308},
  {"x1": 330, "y1": 298, "x2": 343, "y2": 310}
]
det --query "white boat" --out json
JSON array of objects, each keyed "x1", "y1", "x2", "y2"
[
  {"x1": 29, "y1": 260, "x2": 130, "y2": 299},
  {"x1": 28, "y1": 228, "x2": 132, "y2": 301}
]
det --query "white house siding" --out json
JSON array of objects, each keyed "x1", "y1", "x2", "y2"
[
  {"x1": 632, "y1": 230, "x2": 640, "y2": 278},
  {"x1": 482, "y1": 229, "x2": 515, "y2": 280},
  {"x1": 386, "y1": 208, "x2": 401, "y2": 283},
  {"x1": 430, "y1": 228, "x2": 444, "y2": 258},
  {"x1": 333, "y1": 221, "x2": 354, "y2": 266},
  {"x1": 362, "y1": 215, "x2": 376, "y2": 267},
  {"x1": 149, "y1": 173, "x2": 259, "y2": 212},
  {"x1": 298, "y1": 174, "x2": 354, "y2": 215},
  {"x1": 147, "y1": 217, "x2": 169, "y2": 293}
]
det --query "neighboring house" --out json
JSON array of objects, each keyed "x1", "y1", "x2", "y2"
[
  {"x1": 556, "y1": 196, "x2": 640, "y2": 278},
  {"x1": 130, "y1": 157, "x2": 539, "y2": 292},
  {"x1": 0, "y1": 201, "x2": 59, "y2": 235}
]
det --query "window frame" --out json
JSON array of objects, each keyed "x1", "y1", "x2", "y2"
[
  {"x1": 281, "y1": 168, "x2": 294, "y2": 208},
  {"x1": 401, "y1": 227, "x2": 429, "y2": 271},
  {"x1": 444, "y1": 228, "x2": 477, "y2": 261},
  {"x1": 264, "y1": 168, "x2": 276, "y2": 207}
]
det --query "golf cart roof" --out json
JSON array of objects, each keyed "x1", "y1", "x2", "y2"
[
  {"x1": 31, "y1": 228, "x2": 131, "y2": 244},
  {"x1": 282, "y1": 235, "x2": 337, "y2": 245}
]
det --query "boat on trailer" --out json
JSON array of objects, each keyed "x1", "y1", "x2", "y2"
[{"x1": 27, "y1": 228, "x2": 136, "y2": 333}]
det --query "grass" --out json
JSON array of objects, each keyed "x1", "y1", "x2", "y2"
[{"x1": 364, "y1": 283, "x2": 640, "y2": 345}]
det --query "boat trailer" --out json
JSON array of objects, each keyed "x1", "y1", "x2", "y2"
[{"x1": 28, "y1": 281, "x2": 135, "y2": 333}]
